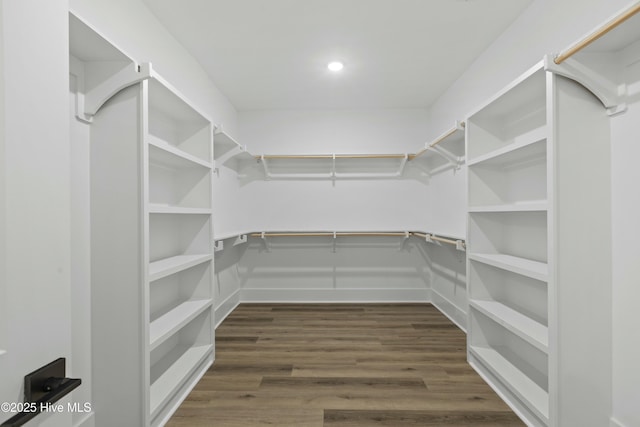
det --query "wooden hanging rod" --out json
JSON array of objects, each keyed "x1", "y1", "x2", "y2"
[
  {"x1": 256, "y1": 122, "x2": 465, "y2": 162},
  {"x1": 554, "y1": 2, "x2": 640, "y2": 64},
  {"x1": 249, "y1": 231, "x2": 465, "y2": 247},
  {"x1": 249, "y1": 232, "x2": 409, "y2": 238},
  {"x1": 412, "y1": 232, "x2": 464, "y2": 247},
  {"x1": 257, "y1": 154, "x2": 407, "y2": 160}
]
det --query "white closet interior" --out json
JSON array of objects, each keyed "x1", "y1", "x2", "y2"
[{"x1": 61, "y1": 2, "x2": 640, "y2": 427}]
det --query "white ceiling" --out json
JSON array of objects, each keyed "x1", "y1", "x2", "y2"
[{"x1": 143, "y1": 0, "x2": 533, "y2": 111}]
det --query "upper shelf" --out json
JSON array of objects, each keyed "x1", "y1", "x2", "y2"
[{"x1": 213, "y1": 121, "x2": 466, "y2": 180}]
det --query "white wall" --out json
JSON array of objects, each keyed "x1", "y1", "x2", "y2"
[
  {"x1": 0, "y1": 1, "x2": 6, "y2": 357},
  {"x1": 239, "y1": 236, "x2": 430, "y2": 303},
  {"x1": 610, "y1": 52, "x2": 640, "y2": 427},
  {"x1": 237, "y1": 109, "x2": 432, "y2": 232},
  {"x1": 1, "y1": 1, "x2": 73, "y2": 425},
  {"x1": 69, "y1": 74, "x2": 94, "y2": 427},
  {"x1": 424, "y1": 1, "x2": 639, "y2": 426}
]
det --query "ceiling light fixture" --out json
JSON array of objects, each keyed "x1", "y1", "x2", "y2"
[{"x1": 327, "y1": 61, "x2": 344, "y2": 72}]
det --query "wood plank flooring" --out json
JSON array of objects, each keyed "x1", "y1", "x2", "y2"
[{"x1": 168, "y1": 304, "x2": 524, "y2": 426}]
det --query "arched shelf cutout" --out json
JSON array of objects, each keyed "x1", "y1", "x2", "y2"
[
  {"x1": 69, "y1": 12, "x2": 151, "y2": 122},
  {"x1": 544, "y1": 2, "x2": 640, "y2": 116}
]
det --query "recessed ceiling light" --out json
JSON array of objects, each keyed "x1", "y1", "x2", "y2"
[{"x1": 327, "y1": 61, "x2": 344, "y2": 72}]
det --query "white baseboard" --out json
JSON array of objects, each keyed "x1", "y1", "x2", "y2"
[
  {"x1": 240, "y1": 287, "x2": 430, "y2": 303},
  {"x1": 430, "y1": 289, "x2": 467, "y2": 332},
  {"x1": 73, "y1": 412, "x2": 95, "y2": 427},
  {"x1": 215, "y1": 289, "x2": 241, "y2": 328}
]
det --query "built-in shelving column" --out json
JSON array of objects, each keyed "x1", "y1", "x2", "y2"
[
  {"x1": 144, "y1": 76, "x2": 215, "y2": 426},
  {"x1": 466, "y1": 61, "x2": 612, "y2": 427},
  {"x1": 466, "y1": 66, "x2": 550, "y2": 426}
]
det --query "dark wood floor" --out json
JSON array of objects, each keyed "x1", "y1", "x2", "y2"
[{"x1": 168, "y1": 304, "x2": 524, "y2": 426}]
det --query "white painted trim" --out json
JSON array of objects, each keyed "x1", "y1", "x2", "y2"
[
  {"x1": 215, "y1": 289, "x2": 241, "y2": 328},
  {"x1": 431, "y1": 288, "x2": 467, "y2": 333},
  {"x1": 241, "y1": 288, "x2": 430, "y2": 303},
  {"x1": 73, "y1": 412, "x2": 95, "y2": 427}
]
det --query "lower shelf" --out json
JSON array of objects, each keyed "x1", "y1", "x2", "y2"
[
  {"x1": 150, "y1": 344, "x2": 213, "y2": 420},
  {"x1": 469, "y1": 345, "x2": 549, "y2": 424},
  {"x1": 469, "y1": 300, "x2": 548, "y2": 352},
  {"x1": 150, "y1": 299, "x2": 213, "y2": 350},
  {"x1": 149, "y1": 254, "x2": 212, "y2": 282},
  {"x1": 468, "y1": 252, "x2": 548, "y2": 282}
]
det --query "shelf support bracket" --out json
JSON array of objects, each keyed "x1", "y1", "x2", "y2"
[
  {"x1": 399, "y1": 231, "x2": 410, "y2": 251},
  {"x1": 396, "y1": 154, "x2": 409, "y2": 177},
  {"x1": 214, "y1": 240, "x2": 224, "y2": 252},
  {"x1": 74, "y1": 62, "x2": 152, "y2": 123},
  {"x1": 260, "y1": 155, "x2": 272, "y2": 180},
  {"x1": 544, "y1": 54, "x2": 627, "y2": 116},
  {"x1": 331, "y1": 154, "x2": 336, "y2": 181},
  {"x1": 260, "y1": 232, "x2": 271, "y2": 252},
  {"x1": 427, "y1": 146, "x2": 464, "y2": 171},
  {"x1": 234, "y1": 234, "x2": 248, "y2": 246}
]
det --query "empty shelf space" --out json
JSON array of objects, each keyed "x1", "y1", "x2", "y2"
[
  {"x1": 150, "y1": 299, "x2": 212, "y2": 350},
  {"x1": 470, "y1": 300, "x2": 548, "y2": 352},
  {"x1": 467, "y1": 126, "x2": 547, "y2": 167},
  {"x1": 468, "y1": 201, "x2": 548, "y2": 212},
  {"x1": 150, "y1": 344, "x2": 212, "y2": 419},
  {"x1": 148, "y1": 135, "x2": 212, "y2": 169},
  {"x1": 470, "y1": 345, "x2": 549, "y2": 423},
  {"x1": 148, "y1": 204, "x2": 212, "y2": 215},
  {"x1": 149, "y1": 254, "x2": 212, "y2": 282},
  {"x1": 468, "y1": 253, "x2": 548, "y2": 282}
]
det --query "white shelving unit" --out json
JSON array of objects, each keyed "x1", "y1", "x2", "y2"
[
  {"x1": 144, "y1": 73, "x2": 215, "y2": 427},
  {"x1": 466, "y1": 62, "x2": 612, "y2": 426},
  {"x1": 79, "y1": 11, "x2": 215, "y2": 423}
]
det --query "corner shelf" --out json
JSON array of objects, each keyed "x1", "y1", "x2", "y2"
[
  {"x1": 149, "y1": 299, "x2": 213, "y2": 350},
  {"x1": 150, "y1": 344, "x2": 212, "y2": 419},
  {"x1": 470, "y1": 345, "x2": 549, "y2": 423},
  {"x1": 148, "y1": 136, "x2": 212, "y2": 170},
  {"x1": 148, "y1": 205, "x2": 212, "y2": 215},
  {"x1": 468, "y1": 201, "x2": 547, "y2": 213},
  {"x1": 468, "y1": 253, "x2": 548, "y2": 282},
  {"x1": 467, "y1": 126, "x2": 547, "y2": 167},
  {"x1": 470, "y1": 300, "x2": 548, "y2": 352}
]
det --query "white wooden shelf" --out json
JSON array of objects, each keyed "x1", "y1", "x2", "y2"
[
  {"x1": 468, "y1": 201, "x2": 548, "y2": 213},
  {"x1": 149, "y1": 254, "x2": 212, "y2": 282},
  {"x1": 470, "y1": 345, "x2": 549, "y2": 423},
  {"x1": 468, "y1": 253, "x2": 548, "y2": 282},
  {"x1": 148, "y1": 136, "x2": 212, "y2": 170},
  {"x1": 470, "y1": 300, "x2": 548, "y2": 352},
  {"x1": 150, "y1": 344, "x2": 212, "y2": 419},
  {"x1": 213, "y1": 128, "x2": 243, "y2": 159},
  {"x1": 467, "y1": 126, "x2": 547, "y2": 167},
  {"x1": 149, "y1": 299, "x2": 212, "y2": 350},
  {"x1": 148, "y1": 205, "x2": 212, "y2": 215}
]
